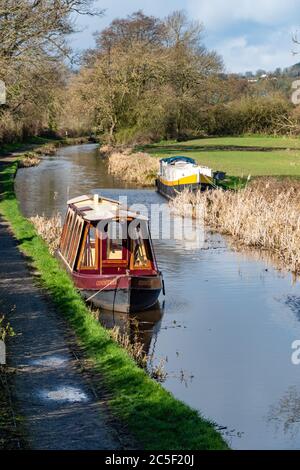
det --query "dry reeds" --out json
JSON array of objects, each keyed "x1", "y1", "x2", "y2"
[
  {"x1": 19, "y1": 142, "x2": 58, "y2": 167},
  {"x1": 110, "y1": 325, "x2": 148, "y2": 368},
  {"x1": 35, "y1": 143, "x2": 57, "y2": 156},
  {"x1": 109, "y1": 324, "x2": 167, "y2": 382},
  {"x1": 29, "y1": 214, "x2": 62, "y2": 254},
  {"x1": 108, "y1": 149, "x2": 159, "y2": 186},
  {"x1": 19, "y1": 152, "x2": 41, "y2": 168},
  {"x1": 99, "y1": 144, "x2": 114, "y2": 157},
  {"x1": 171, "y1": 180, "x2": 300, "y2": 274}
]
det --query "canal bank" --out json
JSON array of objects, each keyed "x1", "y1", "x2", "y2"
[
  {"x1": 0, "y1": 153, "x2": 228, "y2": 450},
  {"x1": 14, "y1": 144, "x2": 300, "y2": 450}
]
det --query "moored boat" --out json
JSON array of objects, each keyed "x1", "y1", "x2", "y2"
[
  {"x1": 57, "y1": 194, "x2": 163, "y2": 313},
  {"x1": 156, "y1": 155, "x2": 219, "y2": 199}
]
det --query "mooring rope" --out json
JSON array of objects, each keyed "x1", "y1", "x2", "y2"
[{"x1": 85, "y1": 275, "x2": 122, "y2": 303}]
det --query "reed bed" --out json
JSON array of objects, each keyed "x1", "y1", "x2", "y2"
[
  {"x1": 19, "y1": 152, "x2": 41, "y2": 168},
  {"x1": 29, "y1": 214, "x2": 62, "y2": 254},
  {"x1": 170, "y1": 180, "x2": 300, "y2": 274},
  {"x1": 99, "y1": 144, "x2": 114, "y2": 157},
  {"x1": 109, "y1": 325, "x2": 167, "y2": 382},
  {"x1": 109, "y1": 325, "x2": 148, "y2": 369},
  {"x1": 35, "y1": 143, "x2": 57, "y2": 156},
  {"x1": 108, "y1": 149, "x2": 159, "y2": 186}
]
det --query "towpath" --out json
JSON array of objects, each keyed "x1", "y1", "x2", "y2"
[{"x1": 0, "y1": 153, "x2": 131, "y2": 450}]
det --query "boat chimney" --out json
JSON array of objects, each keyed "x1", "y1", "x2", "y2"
[{"x1": 94, "y1": 193, "x2": 99, "y2": 207}]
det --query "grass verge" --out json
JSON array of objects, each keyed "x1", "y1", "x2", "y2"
[
  {"x1": 143, "y1": 134, "x2": 300, "y2": 150},
  {"x1": 0, "y1": 159, "x2": 228, "y2": 450},
  {"x1": 0, "y1": 317, "x2": 24, "y2": 449},
  {"x1": 0, "y1": 136, "x2": 94, "y2": 156}
]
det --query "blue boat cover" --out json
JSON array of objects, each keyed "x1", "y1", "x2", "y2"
[{"x1": 160, "y1": 155, "x2": 196, "y2": 165}]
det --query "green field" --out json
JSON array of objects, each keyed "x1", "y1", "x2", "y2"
[
  {"x1": 147, "y1": 135, "x2": 300, "y2": 150},
  {"x1": 141, "y1": 135, "x2": 300, "y2": 178}
]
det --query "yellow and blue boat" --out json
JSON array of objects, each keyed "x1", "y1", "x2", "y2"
[{"x1": 156, "y1": 156, "x2": 218, "y2": 199}]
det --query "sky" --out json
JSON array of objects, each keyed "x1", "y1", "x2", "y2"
[{"x1": 71, "y1": 0, "x2": 300, "y2": 73}]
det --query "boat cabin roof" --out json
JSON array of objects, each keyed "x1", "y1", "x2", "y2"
[
  {"x1": 160, "y1": 155, "x2": 196, "y2": 165},
  {"x1": 67, "y1": 194, "x2": 148, "y2": 222}
]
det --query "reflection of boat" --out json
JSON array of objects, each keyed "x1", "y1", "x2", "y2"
[
  {"x1": 99, "y1": 303, "x2": 164, "y2": 355},
  {"x1": 57, "y1": 194, "x2": 163, "y2": 313},
  {"x1": 156, "y1": 156, "x2": 219, "y2": 199}
]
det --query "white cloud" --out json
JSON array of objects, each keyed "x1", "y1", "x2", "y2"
[
  {"x1": 219, "y1": 30, "x2": 298, "y2": 73},
  {"x1": 70, "y1": 0, "x2": 300, "y2": 73},
  {"x1": 187, "y1": 0, "x2": 299, "y2": 29},
  {"x1": 185, "y1": 0, "x2": 300, "y2": 72}
]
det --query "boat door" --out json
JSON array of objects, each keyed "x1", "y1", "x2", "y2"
[{"x1": 100, "y1": 220, "x2": 130, "y2": 274}]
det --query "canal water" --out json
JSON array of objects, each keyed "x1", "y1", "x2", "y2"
[{"x1": 15, "y1": 144, "x2": 300, "y2": 449}]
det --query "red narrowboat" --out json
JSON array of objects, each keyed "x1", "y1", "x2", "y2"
[{"x1": 57, "y1": 194, "x2": 163, "y2": 313}]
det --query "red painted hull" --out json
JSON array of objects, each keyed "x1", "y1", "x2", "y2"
[{"x1": 73, "y1": 272, "x2": 163, "y2": 313}]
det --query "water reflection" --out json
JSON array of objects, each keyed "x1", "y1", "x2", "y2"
[
  {"x1": 15, "y1": 144, "x2": 138, "y2": 217},
  {"x1": 284, "y1": 295, "x2": 300, "y2": 322},
  {"x1": 98, "y1": 302, "x2": 164, "y2": 356},
  {"x1": 267, "y1": 386, "x2": 300, "y2": 438}
]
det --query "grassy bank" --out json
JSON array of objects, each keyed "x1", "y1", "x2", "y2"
[
  {"x1": 101, "y1": 135, "x2": 300, "y2": 191},
  {"x1": 0, "y1": 136, "x2": 94, "y2": 156},
  {"x1": 171, "y1": 179, "x2": 300, "y2": 274},
  {"x1": 0, "y1": 160, "x2": 228, "y2": 450},
  {"x1": 141, "y1": 136, "x2": 300, "y2": 179}
]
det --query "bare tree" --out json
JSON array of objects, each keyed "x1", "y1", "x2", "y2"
[
  {"x1": 0, "y1": 0, "x2": 103, "y2": 142},
  {"x1": 69, "y1": 10, "x2": 223, "y2": 142}
]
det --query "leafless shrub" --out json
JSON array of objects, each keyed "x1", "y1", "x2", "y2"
[
  {"x1": 171, "y1": 181, "x2": 300, "y2": 274},
  {"x1": 108, "y1": 150, "x2": 159, "y2": 186},
  {"x1": 30, "y1": 214, "x2": 62, "y2": 254}
]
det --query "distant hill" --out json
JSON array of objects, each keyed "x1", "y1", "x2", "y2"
[
  {"x1": 239, "y1": 63, "x2": 300, "y2": 79},
  {"x1": 283, "y1": 62, "x2": 300, "y2": 77}
]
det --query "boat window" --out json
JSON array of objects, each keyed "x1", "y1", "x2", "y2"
[
  {"x1": 107, "y1": 222, "x2": 123, "y2": 260},
  {"x1": 60, "y1": 209, "x2": 72, "y2": 254},
  {"x1": 68, "y1": 217, "x2": 84, "y2": 268},
  {"x1": 133, "y1": 240, "x2": 148, "y2": 267},
  {"x1": 65, "y1": 213, "x2": 78, "y2": 262},
  {"x1": 131, "y1": 224, "x2": 152, "y2": 269},
  {"x1": 62, "y1": 210, "x2": 75, "y2": 259},
  {"x1": 79, "y1": 225, "x2": 98, "y2": 269}
]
